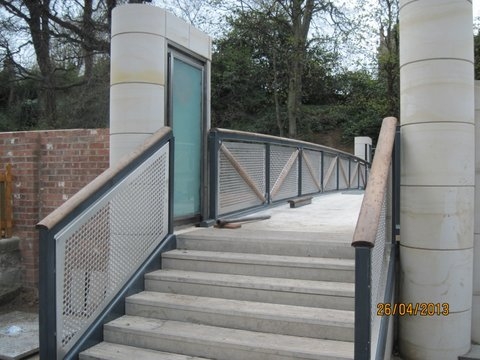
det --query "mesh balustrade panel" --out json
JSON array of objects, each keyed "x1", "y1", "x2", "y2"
[
  {"x1": 323, "y1": 154, "x2": 338, "y2": 191},
  {"x1": 54, "y1": 145, "x2": 170, "y2": 357},
  {"x1": 270, "y1": 145, "x2": 298, "y2": 201},
  {"x1": 370, "y1": 191, "x2": 391, "y2": 355},
  {"x1": 350, "y1": 162, "x2": 359, "y2": 189},
  {"x1": 359, "y1": 163, "x2": 367, "y2": 188},
  {"x1": 301, "y1": 150, "x2": 322, "y2": 195},
  {"x1": 338, "y1": 158, "x2": 350, "y2": 190},
  {"x1": 218, "y1": 141, "x2": 266, "y2": 215}
]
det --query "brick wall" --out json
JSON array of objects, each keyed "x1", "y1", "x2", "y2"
[{"x1": 0, "y1": 129, "x2": 109, "y2": 291}]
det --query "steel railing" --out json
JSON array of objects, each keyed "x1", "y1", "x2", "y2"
[
  {"x1": 351, "y1": 117, "x2": 400, "y2": 360},
  {"x1": 37, "y1": 127, "x2": 175, "y2": 360},
  {"x1": 0, "y1": 163, "x2": 13, "y2": 238},
  {"x1": 208, "y1": 128, "x2": 369, "y2": 219}
]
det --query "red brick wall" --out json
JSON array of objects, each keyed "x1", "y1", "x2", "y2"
[{"x1": 0, "y1": 129, "x2": 109, "y2": 291}]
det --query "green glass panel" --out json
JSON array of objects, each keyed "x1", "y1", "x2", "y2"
[{"x1": 172, "y1": 57, "x2": 203, "y2": 218}]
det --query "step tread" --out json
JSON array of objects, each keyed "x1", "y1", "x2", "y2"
[
  {"x1": 80, "y1": 342, "x2": 211, "y2": 360},
  {"x1": 105, "y1": 316, "x2": 354, "y2": 360},
  {"x1": 145, "y1": 269, "x2": 354, "y2": 297},
  {"x1": 177, "y1": 228, "x2": 353, "y2": 244},
  {"x1": 163, "y1": 249, "x2": 354, "y2": 269},
  {"x1": 127, "y1": 291, "x2": 354, "y2": 327}
]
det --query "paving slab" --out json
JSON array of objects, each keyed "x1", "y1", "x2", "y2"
[{"x1": 0, "y1": 311, "x2": 38, "y2": 360}]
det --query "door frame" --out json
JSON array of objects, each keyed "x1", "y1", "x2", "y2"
[{"x1": 167, "y1": 46, "x2": 209, "y2": 225}]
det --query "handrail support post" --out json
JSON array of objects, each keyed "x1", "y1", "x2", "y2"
[{"x1": 355, "y1": 246, "x2": 372, "y2": 360}]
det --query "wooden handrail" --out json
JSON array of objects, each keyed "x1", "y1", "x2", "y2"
[
  {"x1": 352, "y1": 117, "x2": 398, "y2": 248},
  {"x1": 0, "y1": 164, "x2": 13, "y2": 238},
  {"x1": 37, "y1": 127, "x2": 172, "y2": 231}
]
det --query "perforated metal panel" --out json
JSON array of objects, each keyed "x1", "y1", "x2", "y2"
[
  {"x1": 323, "y1": 154, "x2": 338, "y2": 191},
  {"x1": 270, "y1": 145, "x2": 298, "y2": 201},
  {"x1": 218, "y1": 141, "x2": 266, "y2": 215},
  {"x1": 370, "y1": 190, "x2": 392, "y2": 356},
  {"x1": 350, "y1": 162, "x2": 359, "y2": 189},
  {"x1": 338, "y1": 158, "x2": 350, "y2": 190},
  {"x1": 359, "y1": 163, "x2": 367, "y2": 188},
  {"x1": 54, "y1": 144, "x2": 170, "y2": 358},
  {"x1": 301, "y1": 150, "x2": 322, "y2": 195}
]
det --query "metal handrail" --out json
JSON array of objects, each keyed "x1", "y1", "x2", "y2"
[
  {"x1": 37, "y1": 127, "x2": 175, "y2": 360},
  {"x1": 351, "y1": 116, "x2": 399, "y2": 360}
]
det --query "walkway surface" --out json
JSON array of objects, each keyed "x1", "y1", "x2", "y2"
[{"x1": 239, "y1": 190, "x2": 364, "y2": 235}]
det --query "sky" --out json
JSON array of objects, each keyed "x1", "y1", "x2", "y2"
[{"x1": 475, "y1": 1, "x2": 480, "y2": 22}]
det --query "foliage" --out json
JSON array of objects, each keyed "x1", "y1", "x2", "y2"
[
  {"x1": 0, "y1": 0, "x2": 115, "y2": 129},
  {"x1": 0, "y1": 0, "x2": 404, "y2": 150},
  {"x1": 475, "y1": 28, "x2": 480, "y2": 80}
]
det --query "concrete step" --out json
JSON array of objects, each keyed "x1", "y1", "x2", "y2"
[
  {"x1": 176, "y1": 229, "x2": 354, "y2": 259},
  {"x1": 104, "y1": 316, "x2": 354, "y2": 360},
  {"x1": 80, "y1": 342, "x2": 211, "y2": 360},
  {"x1": 145, "y1": 269, "x2": 354, "y2": 310},
  {"x1": 126, "y1": 291, "x2": 354, "y2": 341},
  {"x1": 162, "y1": 250, "x2": 355, "y2": 282}
]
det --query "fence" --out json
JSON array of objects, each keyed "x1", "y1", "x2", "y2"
[
  {"x1": 37, "y1": 128, "x2": 175, "y2": 360},
  {"x1": 209, "y1": 128, "x2": 369, "y2": 219},
  {"x1": 351, "y1": 117, "x2": 400, "y2": 359},
  {"x1": 0, "y1": 164, "x2": 13, "y2": 238}
]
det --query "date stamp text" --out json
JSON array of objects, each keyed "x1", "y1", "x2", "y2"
[{"x1": 377, "y1": 303, "x2": 449, "y2": 316}]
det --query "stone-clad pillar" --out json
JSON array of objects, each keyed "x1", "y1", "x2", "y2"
[
  {"x1": 109, "y1": 4, "x2": 167, "y2": 166},
  {"x1": 399, "y1": 1, "x2": 474, "y2": 359},
  {"x1": 474, "y1": 81, "x2": 480, "y2": 344},
  {"x1": 354, "y1": 136, "x2": 372, "y2": 163}
]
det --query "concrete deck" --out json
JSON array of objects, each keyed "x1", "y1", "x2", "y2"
[{"x1": 226, "y1": 190, "x2": 364, "y2": 235}]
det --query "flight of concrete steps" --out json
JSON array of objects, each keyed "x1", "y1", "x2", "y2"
[{"x1": 80, "y1": 228, "x2": 355, "y2": 360}]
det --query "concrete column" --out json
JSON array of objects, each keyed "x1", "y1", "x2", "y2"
[
  {"x1": 474, "y1": 81, "x2": 480, "y2": 344},
  {"x1": 110, "y1": 4, "x2": 167, "y2": 166},
  {"x1": 399, "y1": 1, "x2": 474, "y2": 359},
  {"x1": 354, "y1": 136, "x2": 372, "y2": 162}
]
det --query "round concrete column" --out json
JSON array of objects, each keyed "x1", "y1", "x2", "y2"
[
  {"x1": 474, "y1": 81, "x2": 480, "y2": 344},
  {"x1": 110, "y1": 4, "x2": 167, "y2": 166},
  {"x1": 399, "y1": 0, "x2": 474, "y2": 359}
]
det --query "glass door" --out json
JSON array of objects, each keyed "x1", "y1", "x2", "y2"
[{"x1": 168, "y1": 51, "x2": 204, "y2": 220}]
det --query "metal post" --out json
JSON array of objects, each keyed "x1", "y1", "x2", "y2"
[
  {"x1": 336, "y1": 157, "x2": 340, "y2": 191},
  {"x1": 348, "y1": 158, "x2": 351, "y2": 189},
  {"x1": 208, "y1": 131, "x2": 219, "y2": 219},
  {"x1": 354, "y1": 246, "x2": 372, "y2": 360},
  {"x1": 320, "y1": 151, "x2": 324, "y2": 192},
  {"x1": 298, "y1": 147, "x2": 303, "y2": 197},
  {"x1": 265, "y1": 143, "x2": 271, "y2": 204},
  {"x1": 168, "y1": 137, "x2": 175, "y2": 234},
  {"x1": 38, "y1": 227, "x2": 57, "y2": 360}
]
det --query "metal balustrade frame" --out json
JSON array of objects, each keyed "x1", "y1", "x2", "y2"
[
  {"x1": 208, "y1": 128, "x2": 370, "y2": 219},
  {"x1": 37, "y1": 128, "x2": 175, "y2": 360},
  {"x1": 351, "y1": 118, "x2": 400, "y2": 360}
]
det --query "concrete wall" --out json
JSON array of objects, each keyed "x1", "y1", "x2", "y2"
[
  {"x1": 399, "y1": 0, "x2": 474, "y2": 358},
  {"x1": 110, "y1": 4, "x2": 211, "y2": 166},
  {"x1": 0, "y1": 129, "x2": 109, "y2": 290}
]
